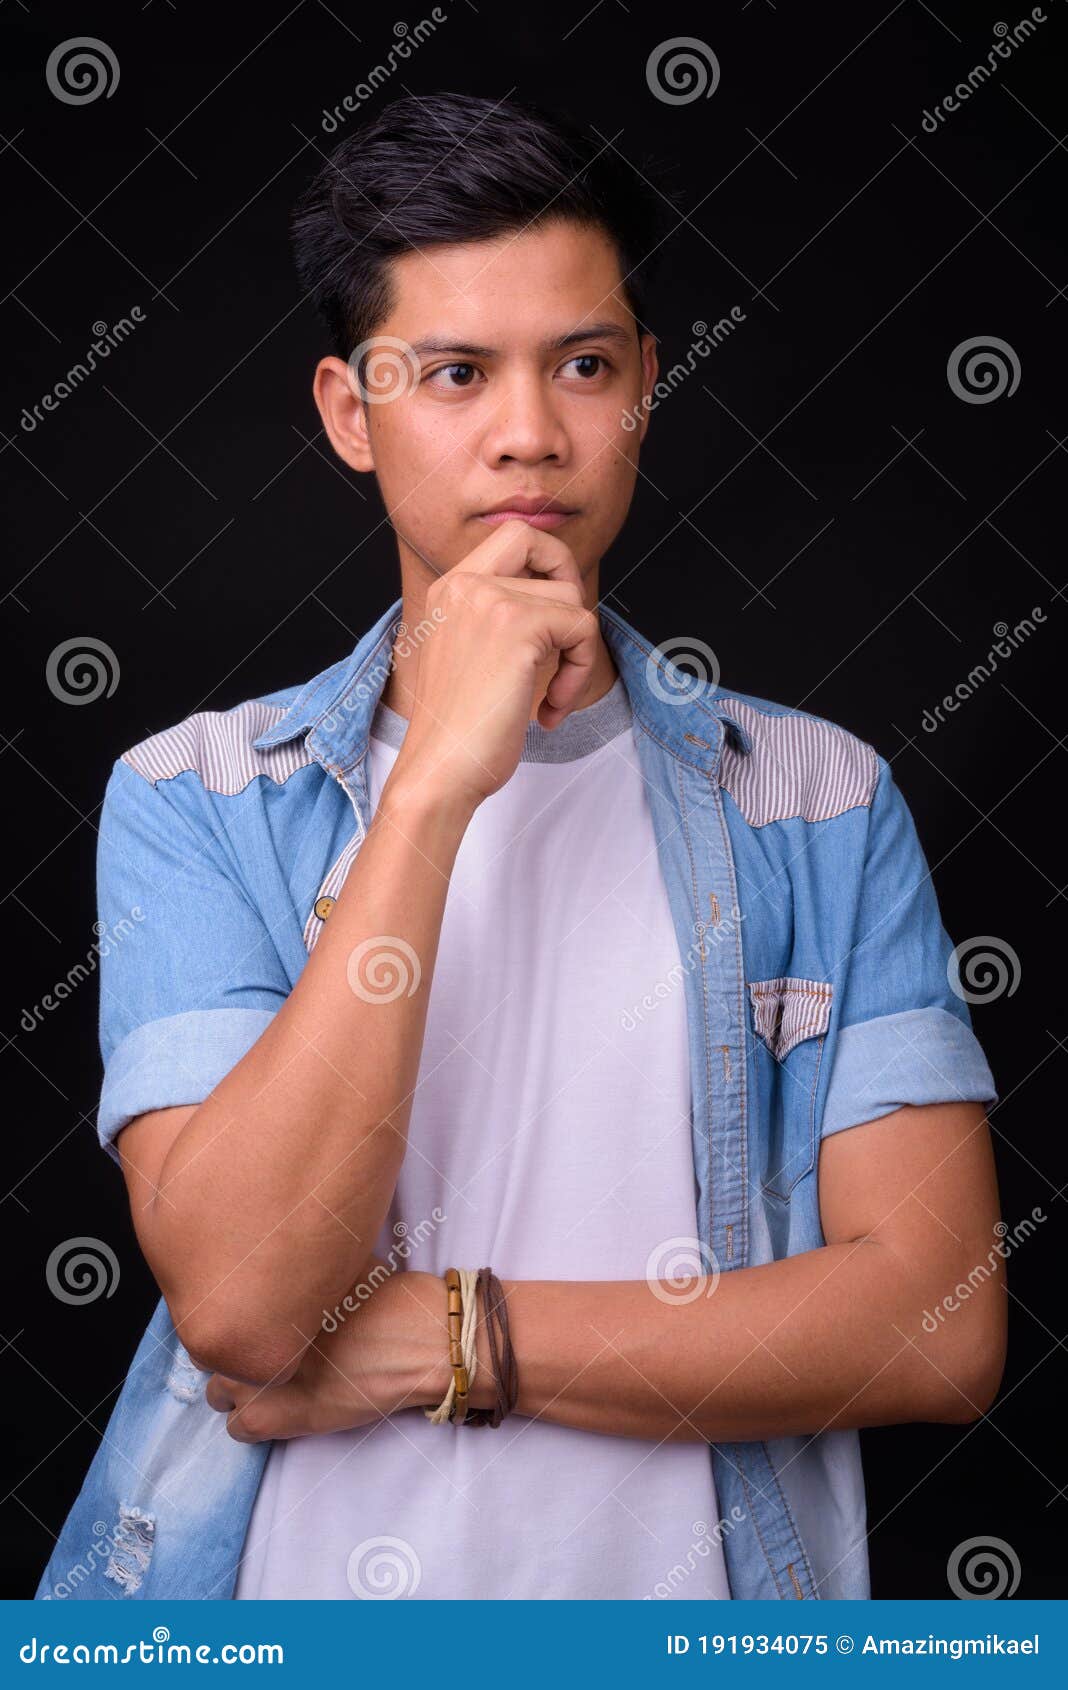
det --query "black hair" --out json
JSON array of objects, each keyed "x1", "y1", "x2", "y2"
[{"x1": 291, "y1": 91, "x2": 674, "y2": 356}]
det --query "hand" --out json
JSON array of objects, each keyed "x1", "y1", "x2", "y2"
[
  {"x1": 205, "y1": 1266, "x2": 450, "y2": 1443},
  {"x1": 382, "y1": 521, "x2": 602, "y2": 815}
]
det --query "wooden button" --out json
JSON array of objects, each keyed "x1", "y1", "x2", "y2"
[{"x1": 313, "y1": 895, "x2": 336, "y2": 921}]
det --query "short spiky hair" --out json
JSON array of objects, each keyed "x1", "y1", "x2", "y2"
[{"x1": 291, "y1": 91, "x2": 672, "y2": 356}]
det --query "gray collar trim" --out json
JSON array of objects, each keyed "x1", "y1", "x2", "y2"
[{"x1": 370, "y1": 674, "x2": 633, "y2": 764}]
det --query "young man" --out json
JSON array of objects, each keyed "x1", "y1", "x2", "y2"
[{"x1": 38, "y1": 92, "x2": 1003, "y2": 1603}]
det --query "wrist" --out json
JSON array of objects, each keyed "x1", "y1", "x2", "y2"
[
  {"x1": 375, "y1": 763, "x2": 478, "y2": 844},
  {"x1": 394, "y1": 1270, "x2": 454, "y2": 1410}
]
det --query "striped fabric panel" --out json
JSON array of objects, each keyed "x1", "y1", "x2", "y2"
[
  {"x1": 718, "y1": 698, "x2": 878, "y2": 827},
  {"x1": 120, "y1": 701, "x2": 315, "y2": 795},
  {"x1": 303, "y1": 833, "x2": 362, "y2": 954},
  {"x1": 749, "y1": 976, "x2": 833, "y2": 1061}
]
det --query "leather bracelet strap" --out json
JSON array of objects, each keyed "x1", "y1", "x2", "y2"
[{"x1": 465, "y1": 1267, "x2": 518, "y2": 1428}]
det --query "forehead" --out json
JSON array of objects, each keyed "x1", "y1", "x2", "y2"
[{"x1": 381, "y1": 219, "x2": 633, "y2": 340}]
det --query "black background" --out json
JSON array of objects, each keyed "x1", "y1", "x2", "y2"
[{"x1": 2, "y1": 0, "x2": 1065, "y2": 1600}]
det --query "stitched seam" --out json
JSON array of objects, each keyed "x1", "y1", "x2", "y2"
[{"x1": 675, "y1": 760, "x2": 714, "y2": 1258}]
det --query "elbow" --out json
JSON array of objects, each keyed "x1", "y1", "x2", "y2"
[
  {"x1": 173, "y1": 1306, "x2": 305, "y2": 1388},
  {"x1": 930, "y1": 1318, "x2": 1007, "y2": 1425}
]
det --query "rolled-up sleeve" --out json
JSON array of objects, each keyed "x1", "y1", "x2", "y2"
[
  {"x1": 95, "y1": 758, "x2": 289, "y2": 1162},
  {"x1": 822, "y1": 758, "x2": 997, "y2": 1138}
]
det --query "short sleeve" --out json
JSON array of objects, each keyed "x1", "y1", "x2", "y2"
[
  {"x1": 821, "y1": 758, "x2": 997, "y2": 1137},
  {"x1": 94, "y1": 758, "x2": 290, "y2": 1162}
]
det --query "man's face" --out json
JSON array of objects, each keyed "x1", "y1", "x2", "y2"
[{"x1": 316, "y1": 218, "x2": 658, "y2": 589}]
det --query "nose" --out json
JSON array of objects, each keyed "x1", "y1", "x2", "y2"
[{"x1": 480, "y1": 367, "x2": 569, "y2": 466}]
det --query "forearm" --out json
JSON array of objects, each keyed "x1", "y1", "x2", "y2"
[
  {"x1": 150, "y1": 772, "x2": 474, "y2": 1378},
  {"x1": 466, "y1": 1242, "x2": 1002, "y2": 1442}
]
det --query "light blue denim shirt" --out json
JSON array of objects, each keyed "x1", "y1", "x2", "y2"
[{"x1": 37, "y1": 596, "x2": 996, "y2": 1602}]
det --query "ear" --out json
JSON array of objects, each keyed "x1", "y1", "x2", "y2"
[
  {"x1": 313, "y1": 356, "x2": 375, "y2": 473},
  {"x1": 637, "y1": 333, "x2": 659, "y2": 445}
]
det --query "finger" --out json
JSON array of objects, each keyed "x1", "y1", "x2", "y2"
[
  {"x1": 459, "y1": 519, "x2": 584, "y2": 588},
  {"x1": 530, "y1": 601, "x2": 601, "y2": 724},
  {"x1": 226, "y1": 1382, "x2": 304, "y2": 1445},
  {"x1": 205, "y1": 1373, "x2": 238, "y2": 1413}
]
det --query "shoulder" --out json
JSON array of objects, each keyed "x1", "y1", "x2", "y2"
[
  {"x1": 714, "y1": 686, "x2": 884, "y2": 828},
  {"x1": 115, "y1": 684, "x2": 312, "y2": 799}
]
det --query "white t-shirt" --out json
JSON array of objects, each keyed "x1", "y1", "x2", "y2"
[{"x1": 234, "y1": 676, "x2": 728, "y2": 1600}]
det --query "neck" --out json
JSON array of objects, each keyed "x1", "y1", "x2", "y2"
[{"x1": 379, "y1": 550, "x2": 618, "y2": 722}]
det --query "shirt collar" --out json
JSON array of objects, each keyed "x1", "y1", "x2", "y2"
[{"x1": 252, "y1": 595, "x2": 750, "y2": 776}]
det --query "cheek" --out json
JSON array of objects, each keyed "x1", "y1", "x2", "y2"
[{"x1": 373, "y1": 413, "x2": 457, "y2": 505}]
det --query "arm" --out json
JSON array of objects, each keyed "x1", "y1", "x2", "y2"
[
  {"x1": 211, "y1": 1099, "x2": 1006, "y2": 1444},
  {"x1": 114, "y1": 528, "x2": 601, "y2": 1386}
]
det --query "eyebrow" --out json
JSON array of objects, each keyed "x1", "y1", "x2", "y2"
[{"x1": 406, "y1": 321, "x2": 635, "y2": 359}]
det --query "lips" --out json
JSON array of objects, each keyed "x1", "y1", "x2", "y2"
[{"x1": 475, "y1": 496, "x2": 577, "y2": 531}]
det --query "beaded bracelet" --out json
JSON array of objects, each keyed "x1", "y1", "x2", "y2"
[{"x1": 423, "y1": 1266, "x2": 479, "y2": 1426}]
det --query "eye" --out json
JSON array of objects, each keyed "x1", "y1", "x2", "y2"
[
  {"x1": 426, "y1": 362, "x2": 481, "y2": 389},
  {"x1": 562, "y1": 353, "x2": 607, "y2": 380}
]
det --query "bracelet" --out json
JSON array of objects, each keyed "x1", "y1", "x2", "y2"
[
  {"x1": 423, "y1": 1267, "x2": 479, "y2": 1426},
  {"x1": 463, "y1": 1268, "x2": 519, "y2": 1428}
]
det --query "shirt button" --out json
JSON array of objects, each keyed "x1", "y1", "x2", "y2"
[{"x1": 313, "y1": 896, "x2": 336, "y2": 921}]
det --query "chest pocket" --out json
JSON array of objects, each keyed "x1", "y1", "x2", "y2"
[{"x1": 748, "y1": 977, "x2": 833, "y2": 1200}]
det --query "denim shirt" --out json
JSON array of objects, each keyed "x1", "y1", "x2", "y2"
[{"x1": 36, "y1": 597, "x2": 996, "y2": 1602}]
